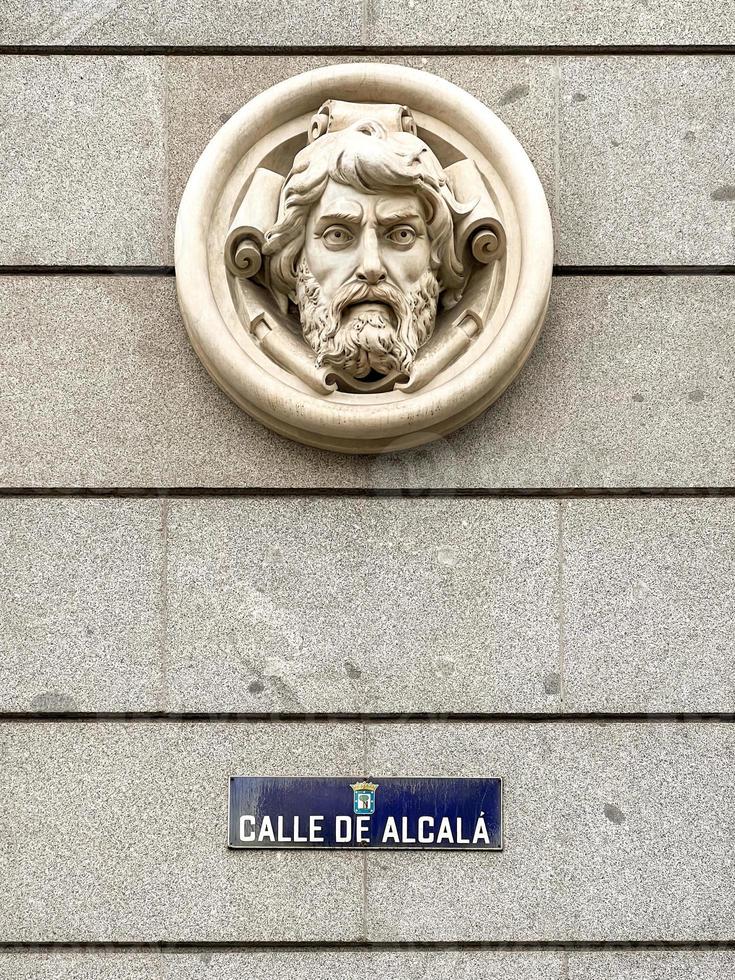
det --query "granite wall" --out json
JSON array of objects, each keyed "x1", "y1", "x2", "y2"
[{"x1": 1, "y1": 4, "x2": 734, "y2": 977}]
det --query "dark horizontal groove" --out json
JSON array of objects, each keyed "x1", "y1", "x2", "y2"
[
  {"x1": 0, "y1": 265, "x2": 175, "y2": 277},
  {"x1": 2, "y1": 486, "x2": 735, "y2": 499},
  {"x1": 1, "y1": 44, "x2": 735, "y2": 56},
  {"x1": 3, "y1": 711, "x2": 735, "y2": 723},
  {"x1": 3, "y1": 940, "x2": 735, "y2": 952},
  {"x1": 3, "y1": 264, "x2": 735, "y2": 278},
  {"x1": 555, "y1": 264, "x2": 735, "y2": 276}
]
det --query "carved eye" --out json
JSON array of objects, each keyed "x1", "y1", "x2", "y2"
[
  {"x1": 321, "y1": 225, "x2": 354, "y2": 249},
  {"x1": 385, "y1": 225, "x2": 417, "y2": 248}
]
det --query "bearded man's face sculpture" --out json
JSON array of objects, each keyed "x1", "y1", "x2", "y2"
[
  {"x1": 262, "y1": 120, "x2": 467, "y2": 381},
  {"x1": 179, "y1": 69, "x2": 543, "y2": 453}
]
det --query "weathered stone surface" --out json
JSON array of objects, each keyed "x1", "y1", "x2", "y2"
[
  {"x1": 7, "y1": 496, "x2": 735, "y2": 715},
  {"x1": 5, "y1": 949, "x2": 734, "y2": 978},
  {"x1": 0, "y1": 950, "x2": 160, "y2": 979},
  {"x1": 164, "y1": 55, "x2": 559, "y2": 255},
  {"x1": 0, "y1": 0, "x2": 362, "y2": 46},
  {"x1": 164, "y1": 497, "x2": 559, "y2": 713},
  {"x1": 570, "y1": 951, "x2": 735, "y2": 979},
  {"x1": 163, "y1": 949, "x2": 563, "y2": 978},
  {"x1": 365, "y1": 1, "x2": 734, "y2": 46},
  {"x1": 0, "y1": 949, "x2": 565, "y2": 979},
  {"x1": 0, "y1": 499, "x2": 162, "y2": 712},
  {"x1": 0, "y1": 723, "x2": 364, "y2": 941},
  {"x1": 365, "y1": 723, "x2": 735, "y2": 940},
  {"x1": 0, "y1": 275, "x2": 285, "y2": 488},
  {"x1": 558, "y1": 57, "x2": 735, "y2": 265},
  {"x1": 1, "y1": 56, "x2": 733, "y2": 264},
  {"x1": 2, "y1": 275, "x2": 734, "y2": 489},
  {"x1": 1, "y1": 0, "x2": 730, "y2": 45},
  {"x1": 563, "y1": 499, "x2": 735, "y2": 713},
  {"x1": 0, "y1": 57, "x2": 166, "y2": 265},
  {"x1": 4, "y1": 723, "x2": 731, "y2": 942}
]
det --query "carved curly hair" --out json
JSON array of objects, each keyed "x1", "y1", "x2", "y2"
[{"x1": 262, "y1": 120, "x2": 470, "y2": 301}]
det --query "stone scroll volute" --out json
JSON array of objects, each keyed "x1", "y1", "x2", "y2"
[{"x1": 175, "y1": 64, "x2": 553, "y2": 453}]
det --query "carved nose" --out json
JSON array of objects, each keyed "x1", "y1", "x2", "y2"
[
  {"x1": 356, "y1": 266, "x2": 387, "y2": 285},
  {"x1": 356, "y1": 231, "x2": 387, "y2": 285}
]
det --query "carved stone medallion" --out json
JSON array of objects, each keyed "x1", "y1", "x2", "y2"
[{"x1": 175, "y1": 64, "x2": 553, "y2": 453}]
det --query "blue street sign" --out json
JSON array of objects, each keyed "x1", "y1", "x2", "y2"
[{"x1": 228, "y1": 776, "x2": 502, "y2": 850}]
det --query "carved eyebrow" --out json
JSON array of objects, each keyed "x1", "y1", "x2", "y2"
[
  {"x1": 314, "y1": 202, "x2": 364, "y2": 230},
  {"x1": 375, "y1": 205, "x2": 424, "y2": 225}
]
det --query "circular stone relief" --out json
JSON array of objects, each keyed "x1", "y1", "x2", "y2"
[{"x1": 175, "y1": 63, "x2": 553, "y2": 454}]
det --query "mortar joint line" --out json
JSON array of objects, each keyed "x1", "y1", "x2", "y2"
[
  {"x1": 3, "y1": 486, "x2": 735, "y2": 500},
  {"x1": 5, "y1": 939, "x2": 735, "y2": 950},
  {"x1": 3, "y1": 44, "x2": 735, "y2": 55},
  {"x1": 159, "y1": 498, "x2": 170, "y2": 710},
  {"x1": 553, "y1": 57, "x2": 561, "y2": 228},
  {"x1": 557, "y1": 499, "x2": 567, "y2": 707},
  {"x1": 360, "y1": 0, "x2": 372, "y2": 45},
  {"x1": 4, "y1": 711, "x2": 735, "y2": 723}
]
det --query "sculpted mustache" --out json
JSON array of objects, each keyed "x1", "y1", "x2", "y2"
[{"x1": 329, "y1": 280, "x2": 407, "y2": 320}]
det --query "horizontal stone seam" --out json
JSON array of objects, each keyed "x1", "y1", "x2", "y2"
[
  {"x1": 2, "y1": 265, "x2": 735, "y2": 277},
  {"x1": 0, "y1": 266, "x2": 176, "y2": 277},
  {"x1": 1, "y1": 45, "x2": 735, "y2": 56},
  {"x1": 2, "y1": 940, "x2": 735, "y2": 951},
  {"x1": 2, "y1": 712, "x2": 735, "y2": 723},
  {"x1": 556, "y1": 265, "x2": 735, "y2": 276},
  {"x1": 1, "y1": 488, "x2": 735, "y2": 499}
]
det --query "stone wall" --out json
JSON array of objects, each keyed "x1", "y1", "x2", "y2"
[{"x1": 2, "y1": 5, "x2": 734, "y2": 977}]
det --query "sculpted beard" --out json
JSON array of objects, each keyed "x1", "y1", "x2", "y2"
[{"x1": 295, "y1": 258, "x2": 440, "y2": 378}]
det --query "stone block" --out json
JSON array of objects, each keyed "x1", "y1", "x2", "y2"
[
  {"x1": 3, "y1": 0, "x2": 729, "y2": 45},
  {"x1": 0, "y1": 57, "x2": 166, "y2": 265},
  {"x1": 563, "y1": 499, "x2": 735, "y2": 712},
  {"x1": 0, "y1": 949, "x2": 565, "y2": 979},
  {"x1": 161, "y1": 949, "x2": 564, "y2": 979},
  {"x1": 164, "y1": 497, "x2": 560, "y2": 713},
  {"x1": 0, "y1": 723, "x2": 364, "y2": 940},
  {"x1": 558, "y1": 57, "x2": 735, "y2": 265},
  {"x1": 0, "y1": 951, "x2": 160, "y2": 979},
  {"x1": 569, "y1": 951, "x2": 735, "y2": 979},
  {"x1": 0, "y1": 499, "x2": 163, "y2": 712},
  {"x1": 364, "y1": 0, "x2": 734, "y2": 46},
  {"x1": 2, "y1": 275, "x2": 734, "y2": 490},
  {"x1": 365, "y1": 723, "x2": 735, "y2": 940},
  {"x1": 12, "y1": 951, "x2": 733, "y2": 978},
  {"x1": 6, "y1": 496, "x2": 735, "y2": 716},
  {"x1": 1, "y1": 55, "x2": 732, "y2": 265},
  {"x1": 0, "y1": 275, "x2": 298, "y2": 488},
  {"x1": 0, "y1": 0, "x2": 362, "y2": 46}
]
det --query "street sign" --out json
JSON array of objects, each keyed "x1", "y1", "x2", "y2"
[{"x1": 228, "y1": 776, "x2": 502, "y2": 850}]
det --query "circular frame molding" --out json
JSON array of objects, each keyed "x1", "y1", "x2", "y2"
[{"x1": 175, "y1": 63, "x2": 553, "y2": 454}]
